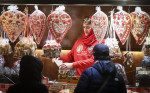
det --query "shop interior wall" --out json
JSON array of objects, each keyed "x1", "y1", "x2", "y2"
[{"x1": 0, "y1": 5, "x2": 150, "y2": 85}]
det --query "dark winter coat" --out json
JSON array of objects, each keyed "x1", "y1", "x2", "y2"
[
  {"x1": 74, "y1": 60, "x2": 127, "y2": 93},
  {"x1": 7, "y1": 55, "x2": 48, "y2": 93}
]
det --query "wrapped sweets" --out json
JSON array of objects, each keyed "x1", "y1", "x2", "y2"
[
  {"x1": 14, "y1": 37, "x2": 37, "y2": 59},
  {"x1": 105, "y1": 38, "x2": 122, "y2": 60},
  {"x1": 42, "y1": 40, "x2": 61, "y2": 58},
  {"x1": 0, "y1": 39, "x2": 12, "y2": 55},
  {"x1": 142, "y1": 37, "x2": 150, "y2": 56}
]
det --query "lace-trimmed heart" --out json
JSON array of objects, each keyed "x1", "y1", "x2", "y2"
[
  {"x1": 30, "y1": 13, "x2": 46, "y2": 45},
  {"x1": 1, "y1": 11, "x2": 25, "y2": 42},
  {"x1": 91, "y1": 12, "x2": 108, "y2": 43},
  {"x1": 130, "y1": 13, "x2": 150, "y2": 45},
  {"x1": 47, "y1": 13, "x2": 72, "y2": 43},
  {"x1": 113, "y1": 13, "x2": 131, "y2": 45}
]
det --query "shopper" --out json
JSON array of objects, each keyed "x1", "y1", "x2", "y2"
[
  {"x1": 74, "y1": 44, "x2": 127, "y2": 93},
  {"x1": 7, "y1": 55, "x2": 48, "y2": 93},
  {"x1": 55, "y1": 16, "x2": 102, "y2": 76}
]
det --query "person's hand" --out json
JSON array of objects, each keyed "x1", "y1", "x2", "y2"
[
  {"x1": 60, "y1": 63, "x2": 73, "y2": 70},
  {"x1": 52, "y1": 58, "x2": 59, "y2": 63}
]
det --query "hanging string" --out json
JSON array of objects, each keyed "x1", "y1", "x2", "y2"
[
  {"x1": 126, "y1": 6, "x2": 131, "y2": 52},
  {"x1": 128, "y1": 6, "x2": 130, "y2": 13},
  {"x1": 24, "y1": 6, "x2": 29, "y2": 37},
  {"x1": 126, "y1": 33, "x2": 131, "y2": 52},
  {"x1": 4, "y1": 31, "x2": 5, "y2": 39},
  {"x1": 26, "y1": 7, "x2": 29, "y2": 37},
  {"x1": 128, "y1": 6, "x2": 131, "y2": 52},
  {"x1": 148, "y1": 28, "x2": 150, "y2": 38},
  {"x1": 52, "y1": 5, "x2": 54, "y2": 11},
  {"x1": 50, "y1": 32, "x2": 53, "y2": 40},
  {"x1": 1, "y1": 8, "x2": 5, "y2": 40},
  {"x1": 106, "y1": 19, "x2": 110, "y2": 38},
  {"x1": 46, "y1": 30, "x2": 51, "y2": 40},
  {"x1": 110, "y1": 9, "x2": 115, "y2": 38}
]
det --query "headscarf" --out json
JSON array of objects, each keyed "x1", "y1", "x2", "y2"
[{"x1": 82, "y1": 29, "x2": 97, "y2": 46}]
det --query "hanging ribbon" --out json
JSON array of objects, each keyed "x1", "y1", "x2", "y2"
[
  {"x1": 24, "y1": 6, "x2": 29, "y2": 37},
  {"x1": 0, "y1": 9, "x2": 5, "y2": 40},
  {"x1": 47, "y1": 30, "x2": 51, "y2": 41}
]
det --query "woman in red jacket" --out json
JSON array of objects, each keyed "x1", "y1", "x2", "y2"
[{"x1": 58, "y1": 17, "x2": 102, "y2": 76}]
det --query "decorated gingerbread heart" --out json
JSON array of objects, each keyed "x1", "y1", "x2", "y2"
[
  {"x1": 91, "y1": 7, "x2": 108, "y2": 43},
  {"x1": 1, "y1": 11, "x2": 25, "y2": 42},
  {"x1": 30, "y1": 11, "x2": 46, "y2": 45},
  {"x1": 130, "y1": 7, "x2": 150, "y2": 45},
  {"x1": 47, "y1": 6, "x2": 72, "y2": 43},
  {"x1": 113, "y1": 9, "x2": 131, "y2": 45}
]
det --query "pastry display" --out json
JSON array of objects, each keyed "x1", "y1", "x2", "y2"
[
  {"x1": 41, "y1": 40, "x2": 61, "y2": 58},
  {"x1": 13, "y1": 37, "x2": 37, "y2": 59}
]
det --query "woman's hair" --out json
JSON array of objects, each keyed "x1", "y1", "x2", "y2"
[{"x1": 83, "y1": 16, "x2": 91, "y2": 25}]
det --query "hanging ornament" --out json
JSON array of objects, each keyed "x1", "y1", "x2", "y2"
[
  {"x1": 0, "y1": 5, "x2": 26, "y2": 43},
  {"x1": 130, "y1": 7, "x2": 150, "y2": 45},
  {"x1": 47, "y1": 5, "x2": 72, "y2": 43},
  {"x1": 123, "y1": 51, "x2": 133, "y2": 68},
  {"x1": 113, "y1": 6, "x2": 131, "y2": 45},
  {"x1": 29, "y1": 5, "x2": 46, "y2": 45},
  {"x1": 91, "y1": 6, "x2": 108, "y2": 43}
]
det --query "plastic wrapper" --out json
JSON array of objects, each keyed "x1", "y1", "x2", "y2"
[
  {"x1": 0, "y1": 5, "x2": 26, "y2": 43},
  {"x1": 47, "y1": 5, "x2": 72, "y2": 43},
  {"x1": 130, "y1": 7, "x2": 150, "y2": 45},
  {"x1": 0, "y1": 39, "x2": 12, "y2": 55},
  {"x1": 105, "y1": 38, "x2": 122, "y2": 60},
  {"x1": 12, "y1": 60, "x2": 20, "y2": 76},
  {"x1": 2, "y1": 66, "x2": 19, "y2": 84},
  {"x1": 3, "y1": 67, "x2": 11, "y2": 77},
  {"x1": 41, "y1": 40, "x2": 61, "y2": 58},
  {"x1": 14, "y1": 37, "x2": 37, "y2": 59},
  {"x1": 142, "y1": 37, "x2": 150, "y2": 56},
  {"x1": 115, "y1": 63, "x2": 129, "y2": 84},
  {"x1": 29, "y1": 5, "x2": 46, "y2": 45},
  {"x1": 91, "y1": 6, "x2": 108, "y2": 43},
  {"x1": 123, "y1": 51, "x2": 133, "y2": 68},
  {"x1": 141, "y1": 56, "x2": 150, "y2": 70},
  {"x1": 113, "y1": 6, "x2": 131, "y2": 45}
]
